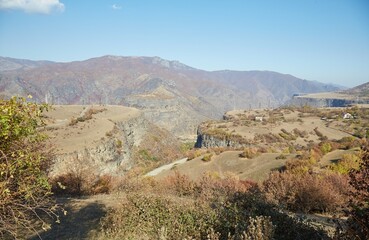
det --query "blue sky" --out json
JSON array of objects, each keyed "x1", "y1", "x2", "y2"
[{"x1": 0, "y1": 0, "x2": 368, "y2": 87}]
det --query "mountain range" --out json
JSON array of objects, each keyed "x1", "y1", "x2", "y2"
[{"x1": 0, "y1": 55, "x2": 342, "y2": 138}]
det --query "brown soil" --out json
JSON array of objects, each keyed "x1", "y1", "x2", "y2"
[
  {"x1": 29, "y1": 194, "x2": 126, "y2": 240},
  {"x1": 155, "y1": 151, "x2": 292, "y2": 182},
  {"x1": 43, "y1": 105, "x2": 140, "y2": 154}
]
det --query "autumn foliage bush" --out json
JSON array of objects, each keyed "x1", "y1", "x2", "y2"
[
  {"x1": 0, "y1": 97, "x2": 58, "y2": 238},
  {"x1": 336, "y1": 141, "x2": 369, "y2": 239},
  {"x1": 51, "y1": 172, "x2": 113, "y2": 196},
  {"x1": 96, "y1": 172, "x2": 328, "y2": 240},
  {"x1": 239, "y1": 147, "x2": 260, "y2": 158},
  {"x1": 262, "y1": 171, "x2": 351, "y2": 213}
]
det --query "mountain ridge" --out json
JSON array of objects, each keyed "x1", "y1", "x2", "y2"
[{"x1": 0, "y1": 55, "x2": 342, "y2": 138}]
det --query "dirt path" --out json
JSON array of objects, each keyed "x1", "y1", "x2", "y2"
[
  {"x1": 29, "y1": 193, "x2": 126, "y2": 240},
  {"x1": 145, "y1": 158, "x2": 188, "y2": 176}
]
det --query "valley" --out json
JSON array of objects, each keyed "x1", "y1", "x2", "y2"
[
  {"x1": 28, "y1": 103, "x2": 369, "y2": 240},
  {"x1": 0, "y1": 56, "x2": 341, "y2": 138},
  {"x1": 1, "y1": 56, "x2": 369, "y2": 239}
]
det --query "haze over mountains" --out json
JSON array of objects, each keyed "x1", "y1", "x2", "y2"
[{"x1": 0, "y1": 55, "x2": 341, "y2": 137}]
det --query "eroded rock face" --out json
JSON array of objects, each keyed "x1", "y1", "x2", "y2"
[
  {"x1": 289, "y1": 91, "x2": 369, "y2": 107},
  {"x1": 195, "y1": 126, "x2": 248, "y2": 149},
  {"x1": 290, "y1": 96, "x2": 355, "y2": 107},
  {"x1": 51, "y1": 113, "x2": 151, "y2": 176},
  {"x1": 43, "y1": 105, "x2": 152, "y2": 177}
]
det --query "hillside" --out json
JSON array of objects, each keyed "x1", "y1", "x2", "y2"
[
  {"x1": 154, "y1": 106, "x2": 369, "y2": 181},
  {"x1": 42, "y1": 105, "x2": 182, "y2": 177},
  {"x1": 343, "y1": 81, "x2": 369, "y2": 97},
  {"x1": 0, "y1": 55, "x2": 341, "y2": 138},
  {"x1": 290, "y1": 81, "x2": 369, "y2": 107}
]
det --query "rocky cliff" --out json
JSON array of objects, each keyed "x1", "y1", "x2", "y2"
[
  {"x1": 50, "y1": 112, "x2": 151, "y2": 176},
  {"x1": 289, "y1": 92, "x2": 369, "y2": 107},
  {"x1": 45, "y1": 105, "x2": 179, "y2": 177},
  {"x1": 195, "y1": 123, "x2": 249, "y2": 149}
]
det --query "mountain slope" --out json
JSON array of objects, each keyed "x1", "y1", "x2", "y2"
[
  {"x1": 0, "y1": 55, "x2": 341, "y2": 137},
  {"x1": 343, "y1": 81, "x2": 369, "y2": 97}
]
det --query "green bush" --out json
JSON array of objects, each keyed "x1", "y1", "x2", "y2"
[
  {"x1": 329, "y1": 153, "x2": 361, "y2": 174},
  {"x1": 0, "y1": 96, "x2": 57, "y2": 238},
  {"x1": 202, "y1": 153, "x2": 213, "y2": 162},
  {"x1": 320, "y1": 142, "x2": 332, "y2": 155}
]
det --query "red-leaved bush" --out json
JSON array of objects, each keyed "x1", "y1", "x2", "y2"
[{"x1": 262, "y1": 171, "x2": 351, "y2": 213}]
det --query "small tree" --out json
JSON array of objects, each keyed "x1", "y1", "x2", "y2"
[{"x1": 0, "y1": 96, "x2": 57, "y2": 238}]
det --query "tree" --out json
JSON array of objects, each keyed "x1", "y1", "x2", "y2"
[{"x1": 0, "y1": 96, "x2": 57, "y2": 239}]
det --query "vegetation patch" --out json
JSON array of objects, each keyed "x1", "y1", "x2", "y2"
[{"x1": 0, "y1": 97, "x2": 59, "y2": 238}]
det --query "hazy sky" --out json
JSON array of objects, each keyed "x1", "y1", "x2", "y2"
[{"x1": 0, "y1": 0, "x2": 368, "y2": 87}]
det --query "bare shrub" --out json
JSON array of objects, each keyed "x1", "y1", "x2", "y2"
[
  {"x1": 262, "y1": 172, "x2": 350, "y2": 213},
  {"x1": 97, "y1": 193, "x2": 217, "y2": 240},
  {"x1": 337, "y1": 136, "x2": 361, "y2": 150},
  {"x1": 314, "y1": 127, "x2": 328, "y2": 141},
  {"x1": 293, "y1": 128, "x2": 308, "y2": 138},
  {"x1": 51, "y1": 165, "x2": 113, "y2": 196},
  {"x1": 239, "y1": 147, "x2": 260, "y2": 159},
  {"x1": 162, "y1": 171, "x2": 196, "y2": 197}
]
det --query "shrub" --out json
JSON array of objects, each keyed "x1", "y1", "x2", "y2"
[
  {"x1": 163, "y1": 171, "x2": 196, "y2": 197},
  {"x1": 337, "y1": 136, "x2": 361, "y2": 150},
  {"x1": 239, "y1": 147, "x2": 260, "y2": 158},
  {"x1": 320, "y1": 142, "x2": 332, "y2": 155},
  {"x1": 215, "y1": 190, "x2": 329, "y2": 239},
  {"x1": 279, "y1": 128, "x2": 297, "y2": 141},
  {"x1": 314, "y1": 127, "x2": 327, "y2": 141},
  {"x1": 97, "y1": 193, "x2": 217, "y2": 240},
  {"x1": 262, "y1": 171, "x2": 350, "y2": 213},
  {"x1": 293, "y1": 128, "x2": 308, "y2": 138},
  {"x1": 51, "y1": 171, "x2": 113, "y2": 196},
  {"x1": 96, "y1": 175, "x2": 327, "y2": 240},
  {"x1": 0, "y1": 96, "x2": 57, "y2": 238},
  {"x1": 337, "y1": 141, "x2": 369, "y2": 239},
  {"x1": 329, "y1": 153, "x2": 361, "y2": 174},
  {"x1": 202, "y1": 153, "x2": 213, "y2": 162},
  {"x1": 285, "y1": 159, "x2": 311, "y2": 174},
  {"x1": 115, "y1": 139, "x2": 122, "y2": 149},
  {"x1": 276, "y1": 154, "x2": 287, "y2": 160}
]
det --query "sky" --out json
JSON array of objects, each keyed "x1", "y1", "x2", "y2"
[{"x1": 0, "y1": 0, "x2": 368, "y2": 87}]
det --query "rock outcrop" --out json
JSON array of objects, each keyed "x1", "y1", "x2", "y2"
[
  {"x1": 50, "y1": 112, "x2": 151, "y2": 176},
  {"x1": 195, "y1": 124, "x2": 249, "y2": 149},
  {"x1": 44, "y1": 105, "x2": 172, "y2": 177},
  {"x1": 290, "y1": 92, "x2": 369, "y2": 107}
]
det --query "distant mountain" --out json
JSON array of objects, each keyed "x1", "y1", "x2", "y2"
[
  {"x1": 0, "y1": 55, "x2": 342, "y2": 137},
  {"x1": 0, "y1": 56, "x2": 53, "y2": 72},
  {"x1": 342, "y1": 81, "x2": 369, "y2": 97}
]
